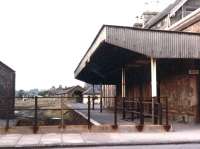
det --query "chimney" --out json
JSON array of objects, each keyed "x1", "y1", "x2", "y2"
[
  {"x1": 142, "y1": 11, "x2": 158, "y2": 26},
  {"x1": 133, "y1": 11, "x2": 158, "y2": 28}
]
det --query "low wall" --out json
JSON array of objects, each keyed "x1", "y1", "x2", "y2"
[{"x1": 0, "y1": 124, "x2": 171, "y2": 134}]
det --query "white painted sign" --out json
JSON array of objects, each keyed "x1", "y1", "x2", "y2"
[{"x1": 188, "y1": 70, "x2": 199, "y2": 75}]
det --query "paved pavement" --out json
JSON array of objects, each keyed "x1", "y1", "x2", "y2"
[
  {"x1": 1, "y1": 103, "x2": 200, "y2": 148},
  {"x1": 1, "y1": 130, "x2": 200, "y2": 148},
  {"x1": 69, "y1": 102, "x2": 133, "y2": 125}
]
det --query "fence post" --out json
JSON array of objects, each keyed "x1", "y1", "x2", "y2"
[
  {"x1": 114, "y1": 96, "x2": 118, "y2": 128},
  {"x1": 6, "y1": 117, "x2": 9, "y2": 131},
  {"x1": 61, "y1": 95, "x2": 64, "y2": 129},
  {"x1": 158, "y1": 103, "x2": 162, "y2": 125},
  {"x1": 165, "y1": 98, "x2": 169, "y2": 126},
  {"x1": 88, "y1": 96, "x2": 91, "y2": 129},
  {"x1": 139, "y1": 98, "x2": 144, "y2": 125},
  {"x1": 131, "y1": 99, "x2": 134, "y2": 121},
  {"x1": 34, "y1": 96, "x2": 38, "y2": 133},
  {"x1": 92, "y1": 84, "x2": 95, "y2": 110},
  {"x1": 152, "y1": 97, "x2": 155, "y2": 124},
  {"x1": 122, "y1": 97, "x2": 126, "y2": 119},
  {"x1": 100, "y1": 96, "x2": 103, "y2": 113},
  {"x1": 6, "y1": 100, "x2": 9, "y2": 131},
  {"x1": 92, "y1": 97, "x2": 95, "y2": 110}
]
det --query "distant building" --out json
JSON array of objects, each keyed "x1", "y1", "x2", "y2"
[
  {"x1": 56, "y1": 85, "x2": 85, "y2": 102},
  {"x1": 82, "y1": 86, "x2": 101, "y2": 104},
  {"x1": 0, "y1": 61, "x2": 15, "y2": 119}
]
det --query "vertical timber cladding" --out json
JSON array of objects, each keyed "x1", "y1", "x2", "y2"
[
  {"x1": 0, "y1": 62, "x2": 15, "y2": 119},
  {"x1": 102, "y1": 85, "x2": 116, "y2": 109}
]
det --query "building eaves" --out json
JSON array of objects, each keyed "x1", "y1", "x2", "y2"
[{"x1": 144, "y1": 0, "x2": 183, "y2": 29}]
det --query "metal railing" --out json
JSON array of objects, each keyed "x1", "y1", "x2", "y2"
[
  {"x1": 0, "y1": 96, "x2": 169, "y2": 133},
  {"x1": 122, "y1": 97, "x2": 168, "y2": 125}
]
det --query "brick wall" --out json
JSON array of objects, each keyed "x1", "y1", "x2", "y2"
[{"x1": 183, "y1": 20, "x2": 200, "y2": 32}]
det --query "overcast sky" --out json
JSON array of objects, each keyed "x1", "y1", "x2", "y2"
[{"x1": 0, "y1": 0, "x2": 174, "y2": 90}]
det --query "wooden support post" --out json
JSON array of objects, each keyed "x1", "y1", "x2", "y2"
[
  {"x1": 151, "y1": 58, "x2": 157, "y2": 124},
  {"x1": 34, "y1": 96, "x2": 38, "y2": 133},
  {"x1": 88, "y1": 96, "x2": 91, "y2": 129},
  {"x1": 122, "y1": 67, "x2": 126, "y2": 119}
]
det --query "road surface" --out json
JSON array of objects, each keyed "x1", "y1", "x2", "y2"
[{"x1": 55, "y1": 143, "x2": 200, "y2": 149}]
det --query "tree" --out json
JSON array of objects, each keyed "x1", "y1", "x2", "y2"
[
  {"x1": 17, "y1": 90, "x2": 26, "y2": 98},
  {"x1": 38, "y1": 90, "x2": 49, "y2": 96}
]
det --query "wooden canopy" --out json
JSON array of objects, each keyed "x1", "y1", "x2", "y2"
[{"x1": 74, "y1": 25, "x2": 200, "y2": 84}]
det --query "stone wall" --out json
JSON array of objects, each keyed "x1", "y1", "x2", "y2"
[
  {"x1": 0, "y1": 63, "x2": 15, "y2": 119},
  {"x1": 160, "y1": 74, "x2": 197, "y2": 123},
  {"x1": 101, "y1": 60, "x2": 199, "y2": 123}
]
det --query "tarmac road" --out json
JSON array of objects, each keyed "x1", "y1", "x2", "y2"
[{"x1": 54, "y1": 143, "x2": 200, "y2": 149}]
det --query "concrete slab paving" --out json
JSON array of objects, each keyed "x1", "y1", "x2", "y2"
[
  {"x1": 69, "y1": 102, "x2": 133, "y2": 125},
  {"x1": 0, "y1": 134, "x2": 22, "y2": 147},
  {"x1": 2, "y1": 128, "x2": 200, "y2": 148},
  {"x1": 81, "y1": 133, "x2": 120, "y2": 144},
  {"x1": 40, "y1": 133, "x2": 62, "y2": 146},
  {"x1": 62, "y1": 134, "x2": 84, "y2": 144},
  {"x1": 16, "y1": 134, "x2": 42, "y2": 147}
]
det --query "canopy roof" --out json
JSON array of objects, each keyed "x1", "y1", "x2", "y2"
[{"x1": 74, "y1": 25, "x2": 200, "y2": 84}]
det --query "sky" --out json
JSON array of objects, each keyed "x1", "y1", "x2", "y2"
[{"x1": 0, "y1": 0, "x2": 175, "y2": 90}]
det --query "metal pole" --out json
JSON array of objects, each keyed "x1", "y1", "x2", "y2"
[
  {"x1": 6, "y1": 117, "x2": 9, "y2": 131},
  {"x1": 6, "y1": 100, "x2": 9, "y2": 131},
  {"x1": 166, "y1": 98, "x2": 169, "y2": 126},
  {"x1": 139, "y1": 98, "x2": 144, "y2": 125},
  {"x1": 131, "y1": 99, "x2": 134, "y2": 121},
  {"x1": 92, "y1": 84, "x2": 95, "y2": 110},
  {"x1": 159, "y1": 103, "x2": 163, "y2": 125},
  {"x1": 34, "y1": 96, "x2": 38, "y2": 133},
  {"x1": 122, "y1": 97, "x2": 126, "y2": 119},
  {"x1": 61, "y1": 95, "x2": 64, "y2": 128},
  {"x1": 114, "y1": 96, "x2": 118, "y2": 128},
  {"x1": 152, "y1": 97, "x2": 155, "y2": 124},
  {"x1": 100, "y1": 85, "x2": 103, "y2": 112},
  {"x1": 88, "y1": 96, "x2": 91, "y2": 129}
]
